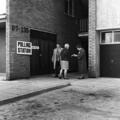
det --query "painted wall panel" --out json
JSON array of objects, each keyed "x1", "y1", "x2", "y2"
[
  {"x1": 97, "y1": 0, "x2": 120, "y2": 30},
  {"x1": 0, "y1": 0, "x2": 6, "y2": 14}
]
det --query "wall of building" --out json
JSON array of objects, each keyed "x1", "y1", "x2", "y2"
[
  {"x1": 74, "y1": 0, "x2": 88, "y2": 19},
  {"x1": 89, "y1": 0, "x2": 100, "y2": 77},
  {"x1": 0, "y1": 0, "x2": 6, "y2": 14},
  {"x1": 89, "y1": 0, "x2": 120, "y2": 78},
  {"x1": 0, "y1": 27, "x2": 6, "y2": 73},
  {"x1": 97, "y1": 0, "x2": 120, "y2": 30},
  {"x1": 7, "y1": 0, "x2": 79, "y2": 79}
]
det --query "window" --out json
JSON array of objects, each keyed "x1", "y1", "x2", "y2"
[
  {"x1": 69, "y1": 0, "x2": 72, "y2": 15},
  {"x1": 64, "y1": 0, "x2": 74, "y2": 17},
  {"x1": 64, "y1": 0, "x2": 69, "y2": 14},
  {"x1": 114, "y1": 31, "x2": 120, "y2": 42},
  {"x1": 101, "y1": 30, "x2": 120, "y2": 44},
  {"x1": 101, "y1": 32, "x2": 112, "y2": 44}
]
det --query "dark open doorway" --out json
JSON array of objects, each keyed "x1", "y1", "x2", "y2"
[
  {"x1": 30, "y1": 30, "x2": 56, "y2": 76},
  {"x1": 78, "y1": 36, "x2": 88, "y2": 69},
  {"x1": 76, "y1": 0, "x2": 88, "y2": 70}
]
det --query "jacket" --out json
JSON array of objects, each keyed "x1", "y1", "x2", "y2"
[{"x1": 60, "y1": 48, "x2": 70, "y2": 61}]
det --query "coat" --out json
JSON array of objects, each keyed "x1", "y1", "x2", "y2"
[
  {"x1": 77, "y1": 48, "x2": 87, "y2": 74},
  {"x1": 52, "y1": 48, "x2": 62, "y2": 69}
]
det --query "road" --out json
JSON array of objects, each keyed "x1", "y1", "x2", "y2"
[{"x1": 0, "y1": 78, "x2": 120, "y2": 120}]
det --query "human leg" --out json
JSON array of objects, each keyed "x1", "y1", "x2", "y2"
[
  {"x1": 64, "y1": 69, "x2": 69, "y2": 79},
  {"x1": 54, "y1": 61, "x2": 60, "y2": 77},
  {"x1": 59, "y1": 69, "x2": 63, "y2": 79}
]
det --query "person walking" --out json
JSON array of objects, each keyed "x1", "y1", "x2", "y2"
[
  {"x1": 52, "y1": 44, "x2": 62, "y2": 77},
  {"x1": 59, "y1": 43, "x2": 70, "y2": 79},
  {"x1": 72, "y1": 44, "x2": 87, "y2": 79}
]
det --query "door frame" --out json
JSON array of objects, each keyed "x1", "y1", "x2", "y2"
[
  {"x1": 100, "y1": 30, "x2": 120, "y2": 77},
  {"x1": 30, "y1": 29, "x2": 57, "y2": 76}
]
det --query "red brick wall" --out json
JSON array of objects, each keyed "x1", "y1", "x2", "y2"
[
  {"x1": 6, "y1": 0, "x2": 79, "y2": 80},
  {"x1": 89, "y1": 0, "x2": 100, "y2": 77}
]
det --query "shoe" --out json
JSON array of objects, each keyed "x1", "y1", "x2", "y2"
[
  {"x1": 78, "y1": 76, "x2": 84, "y2": 79},
  {"x1": 59, "y1": 76, "x2": 62, "y2": 79},
  {"x1": 64, "y1": 77, "x2": 69, "y2": 79},
  {"x1": 54, "y1": 75, "x2": 58, "y2": 78},
  {"x1": 58, "y1": 75, "x2": 62, "y2": 79}
]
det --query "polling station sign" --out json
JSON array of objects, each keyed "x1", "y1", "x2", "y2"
[{"x1": 17, "y1": 41, "x2": 32, "y2": 55}]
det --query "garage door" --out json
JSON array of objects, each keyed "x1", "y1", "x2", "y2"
[
  {"x1": 100, "y1": 31, "x2": 120, "y2": 77},
  {"x1": 30, "y1": 30, "x2": 56, "y2": 75}
]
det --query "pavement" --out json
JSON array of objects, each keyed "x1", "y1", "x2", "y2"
[
  {"x1": 0, "y1": 73, "x2": 120, "y2": 105},
  {"x1": 0, "y1": 75, "x2": 71, "y2": 105}
]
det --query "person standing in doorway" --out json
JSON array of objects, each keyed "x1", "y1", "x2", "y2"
[
  {"x1": 72, "y1": 44, "x2": 87, "y2": 79},
  {"x1": 59, "y1": 43, "x2": 70, "y2": 79},
  {"x1": 52, "y1": 44, "x2": 62, "y2": 77}
]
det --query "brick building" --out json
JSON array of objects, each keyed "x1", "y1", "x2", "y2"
[
  {"x1": 0, "y1": 0, "x2": 119, "y2": 80},
  {"x1": 89, "y1": 0, "x2": 120, "y2": 78}
]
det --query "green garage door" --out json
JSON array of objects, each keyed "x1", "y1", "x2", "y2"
[{"x1": 100, "y1": 31, "x2": 120, "y2": 77}]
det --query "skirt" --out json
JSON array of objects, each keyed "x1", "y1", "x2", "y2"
[{"x1": 61, "y1": 60, "x2": 69, "y2": 70}]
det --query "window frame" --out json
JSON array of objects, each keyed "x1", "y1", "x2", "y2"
[
  {"x1": 100, "y1": 30, "x2": 120, "y2": 45},
  {"x1": 64, "y1": 0, "x2": 69, "y2": 15},
  {"x1": 64, "y1": 0, "x2": 75, "y2": 17}
]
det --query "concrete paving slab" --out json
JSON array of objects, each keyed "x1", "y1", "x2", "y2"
[{"x1": 0, "y1": 75, "x2": 71, "y2": 105}]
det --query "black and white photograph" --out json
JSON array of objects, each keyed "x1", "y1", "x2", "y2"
[{"x1": 0, "y1": 0, "x2": 120, "y2": 119}]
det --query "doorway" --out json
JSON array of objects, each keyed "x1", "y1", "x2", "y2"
[
  {"x1": 78, "y1": 36, "x2": 88, "y2": 68},
  {"x1": 30, "y1": 30, "x2": 56, "y2": 76}
]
